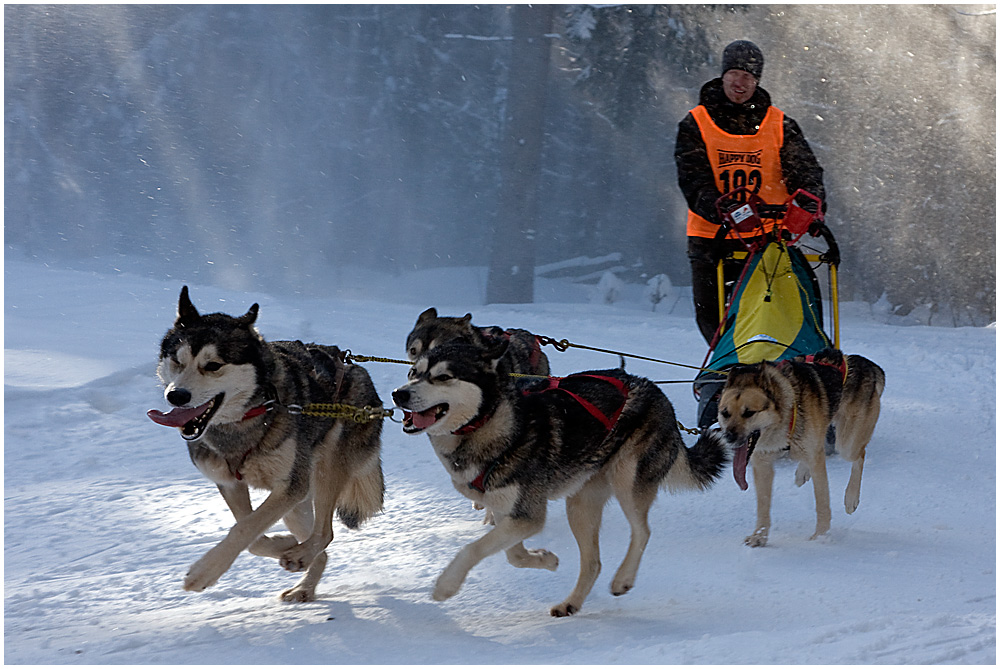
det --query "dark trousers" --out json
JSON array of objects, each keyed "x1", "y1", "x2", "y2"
[{"x1": 688, "y1": 236, "x2": 754, "y2": 344}]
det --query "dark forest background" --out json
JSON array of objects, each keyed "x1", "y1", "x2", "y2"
[{"x1": 4, "y1": 4, "x2": 996, "y2": 323}]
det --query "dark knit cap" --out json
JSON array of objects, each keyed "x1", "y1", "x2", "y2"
[{"x1": 721, "y1": 40, "x2": 764, "y2": 79}]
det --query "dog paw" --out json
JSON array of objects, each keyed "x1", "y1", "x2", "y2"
[
  {"x1": 249, "y1": 534, "x2": 299, "y2": 559},
  {"x1": 611, "y1": 583, "x2": 633, "y2": 597},
  {"x1": 279, "y1": 544, "x2": 316, "y2": 573},
  {"x1": 280, "y1": 585, "x2": 317, "y2": 603},
  {"x1": 809, "y1": 524, "x2": 831, "y2": 541},
  {"x1": 794, "y1": 463, "x2": 811, "y2": 487},
  {"x1": 432, "y1": 569, "x2": 465, "y2": 602},
  {"x1": 844, "y1": 492, "x2": 860, "y2": 515},
  {"x1": 744, "y1": 528, "x2": 769, "y2": 547},
  {"x1": 508, "y1": 547, "x2": 559, "y2": 571},
  {"x1": 550, "y1": 601, "x2": 580, "y2": 617},
  {"x1": 184, "y1": 553, "x2": 229, "y2": 592}
]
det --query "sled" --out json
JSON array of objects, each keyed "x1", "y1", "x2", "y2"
[{"x1": 693, "y1": 188, "x2": 841, "y2": 429}]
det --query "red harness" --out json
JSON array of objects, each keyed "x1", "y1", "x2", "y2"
[
  {"x1": 529, "y1": 374, "x2": 629, "y2": 431},
  {"x1": 795, "y1": 354, "x2": 849, "y2": 384},
  {"x1": 465, "y1": 374, "x2": 630, "y2": 493}
]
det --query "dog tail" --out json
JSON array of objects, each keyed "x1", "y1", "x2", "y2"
[
  {"x1": 665, "y1": 429, "x2": 728, "y2": 492},
  {"x1": 336, "y1": 456, "x2": 386, "y2": 529}
]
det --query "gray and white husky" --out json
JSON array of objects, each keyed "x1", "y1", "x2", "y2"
[
  {"x1": 149, "y1": 286, "x2": 384, "y2": 602},
  {"x1": 392, "y1": 339, "x2": 727, "y2": 616}
]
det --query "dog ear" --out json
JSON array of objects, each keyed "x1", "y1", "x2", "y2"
[
  {"x1": 416, "y1": 307, "x2": 437, "y2": 325},
  {"x1": 176, "y1": 286, "x2": 200, "y2": 327},
  {"x1": 459, "y1": 313, "x2": 475, "y2": 333},
  {"x1": 237, "y1": 303, "x2": 260, "y2": 327}
]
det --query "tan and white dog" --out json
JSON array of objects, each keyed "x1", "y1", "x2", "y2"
[{"x1": 717, "y1": 348, "x2": 885, "y2": 547}]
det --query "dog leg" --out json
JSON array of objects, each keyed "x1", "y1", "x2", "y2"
[
  {"x1": 844, "y1": 450, "x2": 865, "y2": 514},
  {"x1": 184, "y1": 485, "x2": 304, "y2": 592},
  {"x1": 279, "y1": 500, "x2": 328, "y2": 602},
  {"x1": 216, "y1": 484, "x2": 301, "y2": 558},
  {"x1": 279, "y1": 462, "x2": 349, "y2": 574},
  {"x1": 216, "y1": 483, "x2": 294, "y2": 557},
  {"x1": 807, "y1": 440, "x2": 832, "y2": 540},
  {"x1": 746, "y1": 453, "x2": 776, "y2": 547},
  {"x1": 609, "y1": 479, "x2": 656, "y2": 599},
  {"x1": 837, "y1": 420, "x2": 872, "y2": 515},
  {"x1": 505, "y1": 542, "x2": 558, "y2": 571},
  {"x1": 433, "y1": 513, "x2": 545, "y2": 602},
  {"x1": 552, "y1": 478, "x2": 612, "y2": 617}
]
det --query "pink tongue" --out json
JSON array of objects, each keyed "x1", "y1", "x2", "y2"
[
  {"x1": 147, "y1": 404, "x2": 207, "y2": 428},
  {"x1": 410, "y1": 407, "x2": 440, "y2": 430},
  {"x1": 733, "y1": 444, "x2": 749, "y2": 491}
]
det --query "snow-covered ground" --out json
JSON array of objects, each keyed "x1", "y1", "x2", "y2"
[{"x1": 4, "y1": 255, "x2": 996, "y2": 664}]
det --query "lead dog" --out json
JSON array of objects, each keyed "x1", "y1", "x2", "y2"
[
  {"x1": 717, "y1": 348, "x2": 885, "y2": 546},
  {"x1": 392, "y1": 339, "x2": 727, "y2": 616},
  {"x1": 149, "y1": 286, "x2": 384, "y2": 601}
]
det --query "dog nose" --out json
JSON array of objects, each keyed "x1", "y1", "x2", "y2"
[
  {"x1": 391, "y1": 388, "x2": 409, "y2": 406},
  {"x1": 167, "y1": 388, "x2": 192, "y2": 407}
]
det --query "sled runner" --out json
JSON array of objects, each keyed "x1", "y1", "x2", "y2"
[{"x1": 693, "y1": 188, "x2": 841, "y2": 429}]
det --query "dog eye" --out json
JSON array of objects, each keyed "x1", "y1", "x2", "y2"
[
  {"x1": 720, "y1": 409, "x2": 731, "y2": 419},
  {"x1": 408, "y1": 346, "x2": 419, "y2": 357},
  {"x1": 433, "y1": 374, "x2": 453, "y2": 383},
  {"x1": 203, "y1": 361, "x2": 224, "y2": 373},
  {"x1": 742, "y1": 409, "x2": 757, "y2": 419}
]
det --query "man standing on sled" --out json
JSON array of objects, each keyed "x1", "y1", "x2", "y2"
[{"x1": 674, "y1": 40, "x2": 827, "y2": 343}]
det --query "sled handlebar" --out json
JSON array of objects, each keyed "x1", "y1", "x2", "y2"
[{"x1": 714, "y1": 188, "x2": 837, "y2": 263}]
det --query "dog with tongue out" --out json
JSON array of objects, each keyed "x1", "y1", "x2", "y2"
[
  {"x1": 715, "y1": 350, "x2": 885, "y2": 548},
  {"x1": 392, "y1": 336, "x2": 727, "y2": 617},
  {"x1": 148, "y1": 285, "x2": 385, "y2": 603}
]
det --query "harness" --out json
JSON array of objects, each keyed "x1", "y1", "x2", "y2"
[
  {"x1": 528, "y1": 374, "x2": 629, "y2": 431},
  {"x1": 463, "y1": 373, "x2": 630, "y2": 493},
  {"x1": 479, "y1": 327, "x2": 545, "y2": 374},
  {"x1": 229, "y1": 350, "x2": 351, "y2": 481},
  {"x1": 776, "y1": 354, "x2": 849, "y2": 438}
]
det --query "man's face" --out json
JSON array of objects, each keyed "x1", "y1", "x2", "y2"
[{"x1": 722, "y1": 69, "x2": 757, "y2": 104}]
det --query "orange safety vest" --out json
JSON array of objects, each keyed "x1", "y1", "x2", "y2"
[{"x1": 686, "y1": 105, "x2": 790, "y2": 239}]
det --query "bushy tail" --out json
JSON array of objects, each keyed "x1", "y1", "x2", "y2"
[
  {"x1": 336, "y1": 455, "x2": 385, "y2": 529},
  {"x1": 666, "y1": 429, "x2": 729, "y2": 492}
]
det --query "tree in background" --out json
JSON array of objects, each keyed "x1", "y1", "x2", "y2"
[
  {"x1": 486, "y1": 4, "x2": 554, "y2": 304},
  {"x1": 3, "y1": 4, "x2": 995, "y2": 322}
]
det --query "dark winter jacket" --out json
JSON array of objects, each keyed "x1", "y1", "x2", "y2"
[{"x1": 674, "y1": 78, "x2": 826, "y2": 227}]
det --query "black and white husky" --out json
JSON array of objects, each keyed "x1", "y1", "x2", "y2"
[
  {"x1": 392, "y1": 339, "x2": 727, "y2": 616},
  {"x1": 149, "y1": 286, "x2": 384, "y2": 602}
]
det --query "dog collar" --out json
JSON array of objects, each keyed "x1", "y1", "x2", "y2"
[
  {"x1": 241, "y1": 384, "x2": 280, "y2": 421},
  {"x1": 452, "y1": 410, "x2": 495, "y2": 435},
  {"x1": 241, "y1": 403, "x2": 272, "y2": 420}
]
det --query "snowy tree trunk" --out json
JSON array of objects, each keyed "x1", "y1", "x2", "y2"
[{"x1": 485, "y1": 4, "x2": 553, "y2": 304}]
